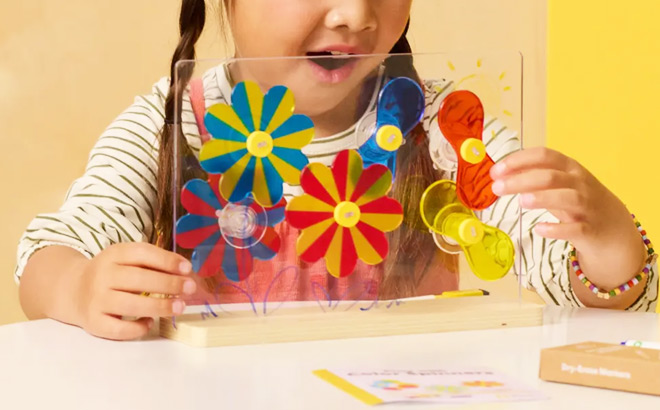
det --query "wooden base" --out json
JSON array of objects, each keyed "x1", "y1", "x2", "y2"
[{"x1": 160, "y1": 297, "x2": 544, "y2": 348}]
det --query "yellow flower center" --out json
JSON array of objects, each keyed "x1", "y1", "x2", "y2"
[
  {"x1": 376, "y1": 125, "x2": 403, "y2": 152},
  {"x1": 334, "y1": 201, "x2": 361, "y2": 228},
  {"x1": 459, "y1": 138, "x2": 486, "y2": 164},
  {"x1": 246, "y1": 131, "x2": 274, "y2": 158}
]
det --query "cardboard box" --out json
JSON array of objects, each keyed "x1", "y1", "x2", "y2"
[{"x1": 539, "y1": 342, "x2": 660, "y2": 396}]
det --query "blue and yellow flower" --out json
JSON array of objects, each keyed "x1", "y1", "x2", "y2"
[{"x1": 199, "y1": 81, "x2": 314, "y2": 207}]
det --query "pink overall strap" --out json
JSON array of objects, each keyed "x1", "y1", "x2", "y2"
[{"x1": 189, "y1": 78, "x2": 211, "y2": 143}]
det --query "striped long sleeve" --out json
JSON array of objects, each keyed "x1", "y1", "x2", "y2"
[
  {"x1": 16, "y1": 68, "x2": 657, "y2": 312},
  {"x1": 14, "y1": 78, "x2": 174, "y2": 283}
]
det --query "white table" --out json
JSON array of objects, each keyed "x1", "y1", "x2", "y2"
[{"x1": 1, "y1": 307, "x2": 659, "y2": 409}]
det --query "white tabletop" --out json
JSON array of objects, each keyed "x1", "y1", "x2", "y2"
[{"x1": 1, "y1": 307, "x2": 659, "y2": 409}]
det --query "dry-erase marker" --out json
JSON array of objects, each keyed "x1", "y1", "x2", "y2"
[
  {"x1": 399, "y1": 289, "x2": 489, "y2": 302},
  {"x1": 438, "y1": 289, "x2": 490, "y2": 298},
  {"x1": 621, "y1": 340, "x2": 660, "y2": 350}
]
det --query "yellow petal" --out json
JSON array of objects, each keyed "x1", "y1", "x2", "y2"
[
  {"x1": 296, "y1": 218, "x2": 335, "y2": 256},
  {"x1": 243, "y1": 81, "x2": 264, "y2": 133},
  {"x1": 207, "y1": 104, "x2": 250, "y2": 137},
  {"x1": 199, "y1": 139, "x2": 247, "y2": 162},
  {"x1": 265, "y1": 88, "x2": 295, "y2": 134},
  {"x1": 350, "y1": 226, "x2": 386, "y2": 265},
  {"x1": 269, "y1": 154, "x2": 304, "y2": 185},
  {"x1": 324, "y1": 227, "x2": 344, "y2": 278},
  {"x1": 272, "y1": 127, "x2": 314, "y2": 150}
]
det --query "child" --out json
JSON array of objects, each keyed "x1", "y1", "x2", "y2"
[{"x1": 16, "y1": 0, "x2": 657, "y2": 340}]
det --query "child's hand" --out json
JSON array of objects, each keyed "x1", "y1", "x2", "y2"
[
  {"x1": 489, "y1": 147, "x2": 633, "y2": 248},
  {"x1": 73, "y1": 243, "x2": 196, "y2": 340},
  {"x1": 489, "y1": 147, "x2": 645, "y2": 291}
]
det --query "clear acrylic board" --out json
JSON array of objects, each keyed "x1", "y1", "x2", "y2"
[{"x1": 166, "y1": 52, "x2": 526, "y2": 341}]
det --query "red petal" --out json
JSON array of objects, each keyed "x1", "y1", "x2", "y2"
[{"x1": 300, "y1": 223, "x2": 339, "y2": 263}]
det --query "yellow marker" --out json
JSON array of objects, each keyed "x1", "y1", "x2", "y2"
[
  {"x1": 459, "y1": 138, "x2": 486, "y2": 164},
  {"x1": 334, "y1": 201, "x2": 361, "y2": 228},
  {"x1": 375, "y1": 125, "x2": 403, "y2": 152},
  {"x1": 437, "y1": 289, "x2": 489, "y2": 298},
  {"x1": 396, "y1": 289, "x2": 489, "y2": 303},
  {"x1": 246, "y1": 131, "x2": 274, "y2": 158}
]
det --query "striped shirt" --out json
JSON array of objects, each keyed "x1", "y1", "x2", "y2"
[{"x1": 15, "y1": 64, "x2": 658, "y2": 311}]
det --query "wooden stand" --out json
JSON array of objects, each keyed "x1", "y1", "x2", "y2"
[{"x1": 160, "y1": 297, "x2": 544, "y2": 348}]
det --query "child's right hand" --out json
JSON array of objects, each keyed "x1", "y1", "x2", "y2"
[{"x1": 73, "y1": 242, "x2": 196, "y2": 340}]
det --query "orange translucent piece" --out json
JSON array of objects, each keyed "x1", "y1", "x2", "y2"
[{"x1": 438, "y1": 90, "x2": 498, "y2": 210}]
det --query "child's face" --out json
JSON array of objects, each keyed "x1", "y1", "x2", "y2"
[{"x1": 226, "y1": 0, "x2": 413, "y2": 125}]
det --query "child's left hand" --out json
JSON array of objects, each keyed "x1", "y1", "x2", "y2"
[{"x1": 489, "y1": 147, "x2": 645, "y2": 289}]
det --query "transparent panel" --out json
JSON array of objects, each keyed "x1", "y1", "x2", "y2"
[{"x1": 171, "y1": 52, "x2": 523, "y2": 317}]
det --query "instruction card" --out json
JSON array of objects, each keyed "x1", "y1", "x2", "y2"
[{"x1": 314, "y1": 368, "x2": 546, "y2": 405}]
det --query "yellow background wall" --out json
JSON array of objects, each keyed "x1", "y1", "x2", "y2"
[
  {"x1": 0, "y1": 1, "x2": 546, "y2": 325},
  {"x1": 547, "y1": 1, "x2": 660, "y2": 312}
]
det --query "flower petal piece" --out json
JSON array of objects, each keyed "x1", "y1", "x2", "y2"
[
  {"x1": 254, "y1": 197, "x2": 286, "y2": 227},
  {"x1": 358, "y1": 197, "x2": 404, "y2": 232},
  {"x1": 352, "y1": 164, "x2": 393, "y2": 205},
  {"x1": 251, "y1": 158, "x2": 271, "y2": 208},
  {"x1": 271, "y1": 114, "x2": 315, "y2": 144},
  {"x1": 245, "y1": 157, "x2": 281, "y2": 207},
  {"x1": 191, "y1": 231, "x2": 224, "y2": 278},
  {"x1": 230, "y1": 81, "x2": 264, "y2": 134},
  {"x1": 199, "y1": 139, "x2": 248, "y2": 175},
  {"x1": 269, "y1": 147, "x2": 309, "y2": 185},
  {"x1": 181, "y1": 179, "x2": 223, "y2": 217},
  {"x1": 261, "y1": 86, "x2": 295, "y2": 133},
  {"x1": 219, "y1": 154, "x2": 255, "y2": 203},
  {"x1": 272, "y1": 126, "x2": 315, "y2": 151},
  {"x1": 325, "y1": 227, "x2": 358, "y2": 278},
  {"x1": 332, "y1": 149, "x2": 363, "y2": 202},
  {"x1": 205, "y1": 103, "x2": 250, "y2": 140},
  {"x1": 351, "y1": 222, "x2": 389, "y2": 265},
  {"x1": 248, "y1": 227, "x2": 281, "y2": 261},
  {"x1": 286, "y1": 194, "x2": 335, "y2": 230},
  {"x1": 221, "y1": 244, "x2": 254, "y2": 282},
  {"x1": 300, "y1": 163, "x2": 341, "y2": 206},
  {"x1": 297, "y1": 219, "x2": 338, "y2": 263},
  {"x1": 176, "y1": 214, "x2": 219, "y2": 249}
]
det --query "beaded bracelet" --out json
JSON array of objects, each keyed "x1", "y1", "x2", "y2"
[{"x1": 569, "y1": 215, "x2": 657, "y2": 299}]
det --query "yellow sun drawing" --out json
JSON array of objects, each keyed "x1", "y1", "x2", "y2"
[{"x1": 441, "y1": 58, "x2": 517, "y2": 127}]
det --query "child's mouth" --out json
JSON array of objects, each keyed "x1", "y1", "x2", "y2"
[{"x1": 306, "y1": 51, "x2": 356, "y2": 71}]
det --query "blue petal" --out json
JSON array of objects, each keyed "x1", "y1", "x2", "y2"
[
  {"x1": 221, "y1": 242, "x2": 252, "y2": 282},
  {"x1": 231, "y1": 82, "x2": 256, "y2": 133},
  {"x1": 260, "y1": 86, "x2": 289, "y2": 131},
  {"x1": 176, "y1": 214, "x2": 218, "y2": 234},
  {"x1": 261, "y1": 205, "x2": 286, "y2": 227},
  {"x1": 228, "y1": 156, "x2": 256, "y2": 202},
  {"x1": 200, "y1": 148, "x2": 249, "y2": 175},
  {"x1": 183, "y1": 179, "x2": 222, "y2": 211},
  {"x1": 261, "y1": 157, "x2": 284, "y2": 206},
  {"x1": 271, "y1": 114, "x2": 313, "y2": 139},
  {"x1": 271, "y1": 147, "x2": 309, "y2": 171},
  {"x1": 205, "y1": 112, "x2": 249, "y2": 142},
  {"x1": 249, "y1": 240, "x2": 278, "y2": 261},
  {"x1": 253, "y1": 204, "x2": 285, "y2": 227},
  {"x1": 191, "y1": 231, "x2": 222, "y2": 273},
  {"x1": 377, "y1": 77, "x2": 425, "y2": 136}
]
